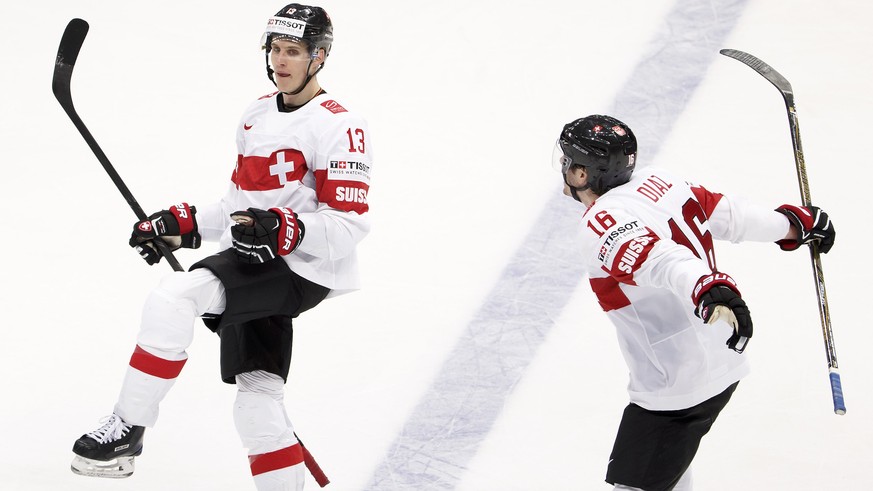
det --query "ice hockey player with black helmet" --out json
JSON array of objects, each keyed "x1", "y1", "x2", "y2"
[
  {"x1": 554, "y1": 115, "x2": 835, "y2": 490},
  {"x1": 71, "y1": 4, "x2": 372, "y2": 489}
]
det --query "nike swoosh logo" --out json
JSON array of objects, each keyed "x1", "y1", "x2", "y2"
[{"x1": 244, "y1": 124, "x2": 253, "y2": 130}]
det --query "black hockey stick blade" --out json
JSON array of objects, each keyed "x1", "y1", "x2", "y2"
[
  {"x1": 52, "y1": 18, "x2": 89, "y2": 108},
  {"x1": 719, "y1": 49, "x2": 794, "y2": 104},
  {"x1": 52, "y1": 19, "x2": 184, "y2": 272}
]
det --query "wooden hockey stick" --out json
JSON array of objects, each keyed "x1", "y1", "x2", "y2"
[
  {"x1": 52, "y1": 18, "x2": 184, "y2": 272},
  {"x1": 719, "y1": 49, "x2": 845, "y2": 415}
]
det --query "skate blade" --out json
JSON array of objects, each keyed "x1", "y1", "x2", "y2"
[{"x1": 71, "y1": 455, "x2": 135, "y2": 478}]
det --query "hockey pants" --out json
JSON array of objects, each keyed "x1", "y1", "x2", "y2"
[{"x1": 113, "y1": 269, "x2": 304, "y2": 489}]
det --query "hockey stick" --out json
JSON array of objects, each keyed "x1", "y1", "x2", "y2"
[
  {"x1": 52, "y1": 18, "x2": 184, "y2": 272},
  {"x1": 719, "y1": 49, "x2": 845, "y2": 415},
  {"x1": 292, "y1": 433, "x2": 329, "y2": 487}
]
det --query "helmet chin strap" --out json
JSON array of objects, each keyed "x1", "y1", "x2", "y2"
[
  {"x1": 563, "y1": 171, "x2": 590, "y2": 203},
  {"x1": 265, "y1": 49, "x2": 324, "y2": 96}
]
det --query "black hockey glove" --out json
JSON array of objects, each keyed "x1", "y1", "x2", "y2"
[
  {"x1": 692, "y1": 272, "x2": 753, "y2": 353},
  {"x1": 129, "y1": 203, "x2": 201, "y2": 265},
  {"x1": 775, "y1": 204, "x2": 835, "y2": 254},
  {"x1": 230, "y1": 207, "x2": 304, "y2": 264}
]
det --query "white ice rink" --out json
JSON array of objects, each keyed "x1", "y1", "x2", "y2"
[{"x1": 2, "y1": 1, "x2": 871, "y2": 489}]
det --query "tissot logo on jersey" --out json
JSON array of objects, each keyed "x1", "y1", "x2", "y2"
[
  {"x1": 317, "y1": 159, "x2": 370, "y2": 213},
  {"x1": 328, "y1": 160, "x2": 370, "y2": 183},
  {"x1": 596, "y1": 219, "x2": 660, "y2": 282},
  {"x1": 598, "y1": 220, "x2": 641, "y2": 262}
]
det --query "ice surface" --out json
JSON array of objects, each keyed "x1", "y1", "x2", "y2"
[{"x1": 1, "y1": 1, "x2": 871, "y2": 490}]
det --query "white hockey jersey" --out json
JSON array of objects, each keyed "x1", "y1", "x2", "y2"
[
  {"x1": 197, "y1": 91, "x2": 372, "y2": 295},
  {"x1": 579, "y1": 167, "x2": 789, "y2": 410}
]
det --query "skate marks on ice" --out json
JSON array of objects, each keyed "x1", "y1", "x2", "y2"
[{"x1": 365, "y1": 0, "x2": 751, "y2": 489}]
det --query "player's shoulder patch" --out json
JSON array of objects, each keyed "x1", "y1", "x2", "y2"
[
  {"x1": 320, "y1": 99, "x2": 348, "y2": 114},
  {"x1": 258, "y1": 91, "x2": 279, "y2": 101}
]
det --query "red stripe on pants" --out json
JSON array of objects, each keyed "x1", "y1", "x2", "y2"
[
  {"x1": 249, "y1": 444, "x2": 304, "y2": 476},
  {"x1": 129, "y1": 345, "x2": 187, "y2": 379}
]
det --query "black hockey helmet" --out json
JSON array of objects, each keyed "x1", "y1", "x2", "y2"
[
  {"x1": 554, "y1": 115, "x2": 637, "y2": 195},
  {"x1": 261, "y1": 4, "x2": 333, "y2": 94},
  {"x1": 261, "y1": 4, "x2": 333, "y2": 58}
]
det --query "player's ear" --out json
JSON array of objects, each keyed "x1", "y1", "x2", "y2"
[
  {"x1": 570, "y1": 165, "x2": 587, "y2": 184},
  {"x1": 312, "y1": 48, "x2": 326, "y2": 64}
]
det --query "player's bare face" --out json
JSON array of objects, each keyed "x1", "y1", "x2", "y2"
[{"x1": 270, "y1": 39, "x2": 317, "y2": 93}]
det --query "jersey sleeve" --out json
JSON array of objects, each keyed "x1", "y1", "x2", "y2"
[
  {"x1": 192, "y1": 183, "x2": 238, "y2": 243},
  {"x1": 585, "y1": 207, "x2": 711, "y2": 306},
  {"x1": 295, "y1": 111, "x2": 372, "y2": 260},
  {"x1": 694, "y1": 185, "x2": 790, "y2": 243}
]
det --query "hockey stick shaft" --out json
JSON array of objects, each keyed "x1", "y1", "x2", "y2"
[
  {"x1": 52, "y1": 19, "x2": 184, "y2": 272},
  {"x1": 720, "y1": 49, "x2": 845, "y2": 415}
]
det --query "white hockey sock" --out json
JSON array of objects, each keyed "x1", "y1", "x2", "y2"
[
  {"x1": 114, "y1": 346, "x2": 186, "y2": 427},
  {"x1": 114, "y1": 270, "x2": 225, "y2": 427},
  {"x1": 235, "y1": 371, "x2": 303, "y2": 490}
]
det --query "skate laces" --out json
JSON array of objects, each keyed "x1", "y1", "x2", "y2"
[{"x1": 86, "y1": 415, "x2": 133, "y2": 444}]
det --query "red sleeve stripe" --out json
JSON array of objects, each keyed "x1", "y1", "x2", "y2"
[
  {"x1": 607, "y1": 232, "x2": 658, "y2": 284},
  {"x1": 129, "y1": 345, "x2": 187, "y2": 380},
  {"x1": 589, "y1": 276, "x2": 631, "y2": 312},
  {"x1": 691, "y1": 185, "x2": 724, "y2": 218},
  {"x1": 249, "y1": 444, "x2": 305, "y2": 476},
  {"x1": 314, "y1": 169, "x2": 370, "y2": 214}
]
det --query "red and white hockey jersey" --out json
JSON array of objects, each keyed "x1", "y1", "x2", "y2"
[
  {"x1": 197, "y1": 92, "x2": 372, "y2": 294},
  {"x1": 579, "y1": 167, "x2": 789, "y2": 410}
]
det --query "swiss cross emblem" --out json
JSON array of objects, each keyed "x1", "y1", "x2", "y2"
[{"x1": 269, "y1": 151, "x2": 296, "y2": 185}]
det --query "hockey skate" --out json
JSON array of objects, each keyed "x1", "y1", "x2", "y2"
[{"x1": 71, "y1": 414, "x2": 145, "y2": 478}]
